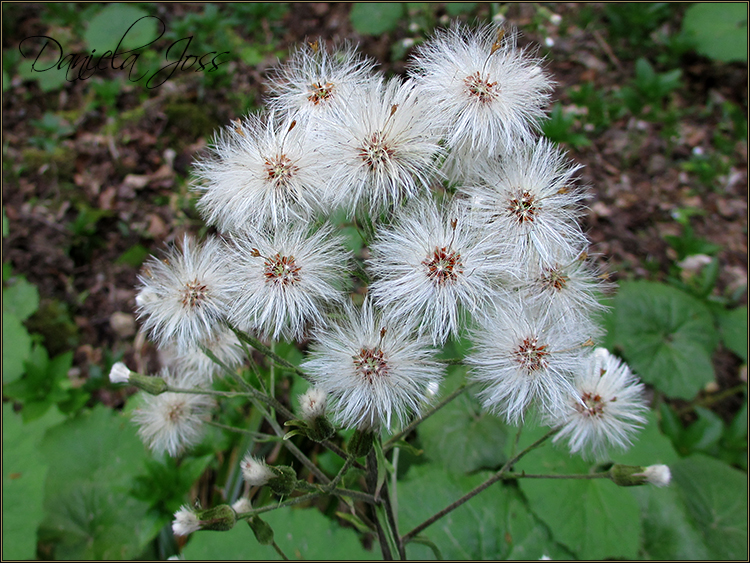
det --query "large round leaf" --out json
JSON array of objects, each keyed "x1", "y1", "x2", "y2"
[{"x1": 603, "y1": 281, "x2": 719, "y2": 399}]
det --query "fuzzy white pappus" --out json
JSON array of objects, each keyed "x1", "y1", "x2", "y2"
[
  {"x1": 240, "y1": 454, "x2": 275, "y2": 487},
  {"x1": 226, "y1": 224, "x2": 350, "y2": 341},
  {"x1": 265, "y1": 39, "x2": 379, "y2": 120},
  {"x1": 172, "y1": 505, "x2": 201, "y2": 536},
  {"x1": 467, "y1": 297, "x2": 591, "y2": 424},
  {"x1": 302, "y1": 298, "x2": 444, "y2": 431},
  {"x1": 194, "y1": 112, "x2": 331, "y2": 232},
  {"x1": 299, "y1": 387, "x2": 328, "y2": 422},
  {"x1": 549, "y1": 347, "x2": 648, "y2": 459},
  {"x1": 463, "y1": 138, "x2": 590, "y2": 268},
  {"x1": 318, "y1": 77, "x2": 445, "y2": 215},
  {"x1": 368, "y1": 196, "x2": 512, "y2": 346},
  {"x1": 132, "y1": 368, "x2": 214, "y2": 457},
  {"x1": 408, "y1": 23, "x2": 553, "y2": 161},
  {"x1": 136, "y1": 235, "x2": 233, "y2": 350}
]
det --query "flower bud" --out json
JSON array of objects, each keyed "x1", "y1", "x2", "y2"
[
  {"x1": 267, "y1": 465, "x2": 298, "y2": 496},
  {"x1": 195, "y1": 504, "x2": 236, "y2": 532},
  {"x1": 608, "y1": 464, "x2": 671, "y2": 487},
  {"x1": 248, "y1": 515, "x2": 275, "y2": 545},
  {"x1": 129, "y1": 372, "x2": 168, "y2": 395},
  {"x1": 307, "y1": 415, "x2": 336, "y2": 442},
  {"x1": 109, "y1": 362, "x2": 131, "y2": 384},
  {"x1": 347, "y1": 429, "x2": 375, "y2": 459}
]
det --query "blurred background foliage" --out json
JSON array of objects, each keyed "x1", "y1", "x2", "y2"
[{"x1": 2, "y1": 2, "x2": 747, "y2": 560}]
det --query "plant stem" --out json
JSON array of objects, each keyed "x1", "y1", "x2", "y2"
[
  {"x1": 383, "y1": 383, "x2": 472, "y2": 452},
  {"x1": 401, "y1": 427, "x2": 558, "y2": 544},
  {"x1": 229, "y1": 325, "x2": 311, "y2": 382},
  {"x1": 205, "y1": 420, "x2": 279, "y2": 441},
  {"x1": 272, "y1": 541, "x2": 289, "y2": 560},
  {"x1": 500, "y1": 471, "x2": 611, "y2": 480},
  {"x1": 366, "y1": 448, "x2": 393, "y2": 560},
  {"x1": 676, "y1": 383, "x2": 748, "y2": 416}
]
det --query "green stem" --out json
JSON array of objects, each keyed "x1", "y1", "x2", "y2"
[
  {"x1": 383, "y1": 383, "x2": 473, "y2": 452},
  {"x1": 500, "y1": 471, "x2": 610, "y2": 480},
  {"x1": 676, "y1": 383, "x2": 748, "y2": 416},
  {"x1": 229, "y1": 325, "x2": 311, "y2": 382},
  {"x1": 205, "y1": 420, "x2": 279, "y2": 441},
  {"x1": 236, "y1": 492, "x2": 322, "y2": 517},
  {"x1": 401, "y1": 427, "x2": 559, "y2": 544},
  {"x1": 272, "y1": 541, "x2": 289, "y2": 560}
]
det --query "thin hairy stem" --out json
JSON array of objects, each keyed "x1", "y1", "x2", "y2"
[
  {"x1": 401, "y1": 427, "x2": 559, "y2": 544},
  {"x1": 205, "y1": 420, "x2": 279, "y2": 441},
  {"x1": 500, "y1": 471, "x2": 610, "y2": 480},
  {"x1": 229, "y1": 324, "x2": 312, "y2": 382},
  {"x1": 272, "y1": 541, "x2": 289, "y2": 560}
]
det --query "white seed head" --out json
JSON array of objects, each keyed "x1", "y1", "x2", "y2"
[
  {"x1": 299, "y1": 387, "x2": 328, "y2": 422},
  {"x1": 132, "y1": 369, "x2": 215, "y2": 457},
  {"x1": 302, "y1": 298, "x2": 444, "y2": 430},
  {"x1": 241, "y1": 454, "x2": 275, "y2": 486},
  {"x1": 550, "y1": 348, "x2": 648, "y2": 459},
  {"x1": 109, "y1": 362, "x2": 132, "y2": 384},
  {"x1": 639, "y1": 464, "x2": 671, "y2": 487},
  {"x1": 226, "y1": 224, "x2": 350, "y2": 341},
  {"x1": 136, "y1": 236, "x2": 233, "y2": 350},
  {"x1": 172, "y1": 505, "x2": 201, "y2": 536},
  {"x1": 231, "y1": 497, "x2": 253, "y2": 514}
]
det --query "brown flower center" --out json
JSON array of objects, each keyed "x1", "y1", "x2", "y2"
[
  {"x1": 575, "y1": 391, "x2": 607, "y2": 417},
  {"x1": 464, "y1": 71, "x2": 498, "y2": 103},
  {"x1": 308, "y1": 81, "x2": 335, "y2": 104},
  {"x1": 264, "y1": 154, "x2": 298, "y2": 188},
  {"x1": 353, "y1": 347, "x2": 389, "y2": 383},
  {"x1": 182, "y1": 279, "x2": 208, "y2": 309},
  {"x1": 358, "y1": 132, "x2": 394, "y2": 169},
  {"x1": 264, "y1": 254, "x2": 301, "y2": 286},
  {"x1": 507, "y1": 189, "x2": 539, "y2": 224},
  {"x1": 540, "y1": 266, "x2": 569, "y2": 292},
  {"x1": 422, "y1": 246, "x2": 463, "y2": 285},
  {"x1": 513, "y1": 336, "x2": 550, "y2": 373}
]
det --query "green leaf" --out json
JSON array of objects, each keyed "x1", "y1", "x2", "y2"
[
  {"x1": 717, "y1": 306, "x2": 748, "y2": 362},
  {"x1": 115, "y1": 244, "x2": 150, "y2": 267},
  {"x1": 38, "y1": 405, "x2": 161, "y2": 559},
  {"x1": 182, "y1": 506, "x2": 378, "y2": 560},
  {"x1": 515, "y1": 426, "x2": 641, "y2": 559},
  {"x1": 398, "y1": 463, "x2": 573, "y2": 560},
  {"x1": 603, "y1": 281, "x2": 719, "y2": 399},
  {"x1": 682, "y1": 3, "x2": 748, "y2": 63},
  {"x1": 671, "y1": 454, "x2": 748, "y2": 559},
  {"x1": 84, "y1": 4, "x2": 158, "y2": 53},
  {"x1": 3, "y1": 277, "x2": 40, "y2": 320},
  {"x1": 2, "y1": 404, "x2": 64, "y2": 560},
  {"x1": 350, "y1": 3, "x2": 404, "y2": 35},
  {"x1": 417, "y1": 366, "x2": 509, "y2": 474},
  {"x1": 2, "y1": 312, "x2": 32, "y2": 383}
]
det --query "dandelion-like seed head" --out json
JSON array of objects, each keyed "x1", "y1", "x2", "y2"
[
  {"x1": 539, "y1": 265, "x2": 569, "y2": 292},
  {"x1": 550, "y1": 348, "x2": 648, "y2": 459},
  {"x1": 132, "y1": 369, "x2": 214, "y2": 457},
  {"x1": 302, "y1": 299, "x2": 444, "y2": 430},
  {"x1": 181, "y1": 278, "x2": 209, "y2": 309}
]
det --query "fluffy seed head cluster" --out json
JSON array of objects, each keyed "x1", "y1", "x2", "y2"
[
  {"x1": 550, "y1": 347, "x2": 648, "y2": 458},
  {"x1": 240, "y1": 454, "x2": 275, "y2": 487},
  {"x1": 129, "y1": 22, "x2": 642, "y2": 462},
  {"x1": 132, "y1": 369, "x2": 214, "y2": 457},
  {"x1": 172, "y1": 505, "x2": 201, "y2": 536},
  {"x1": 303, "y1": 299, "x2": 444, "y2": 430}
]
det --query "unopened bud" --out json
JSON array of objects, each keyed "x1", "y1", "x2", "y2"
[
  {"x1": 609, "y1": 464, "x2": 671, "y2": 487},
  {"x1": 248, "y1": 515, "x2": 275, "y2": 545},
  {"x1": 267, "y1": 465, "x2": 298, "y2": 496},
  {"x1": 109, "y1": 362, "x2": 131, "y2": 384},
  {"x1": 196, "y1": 504, "x2": 236, "y2": 532},
  {"x1": 347, "y1": 429, "x2": 375, "y2": 459},
  {"x1": 129, "y1": 372, "x2": 168, "y2": 395}
]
